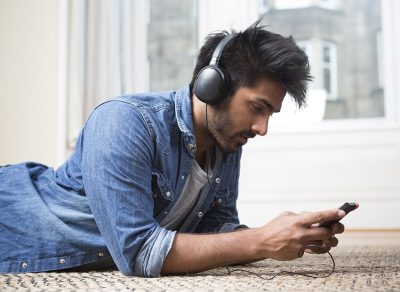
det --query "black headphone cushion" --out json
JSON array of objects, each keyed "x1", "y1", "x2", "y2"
[{"x1": 193, "y1": 65, "x2": 230, "y2": 105}]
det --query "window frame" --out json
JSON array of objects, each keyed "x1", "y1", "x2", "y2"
[
  {"x1": 317, "y1": 0, "x2": 337, "y2": 10},
  {"x1": 212, "y1": 0, "x2": 398, "y2": 127},
  {"x1": 274, "y1": 0, "x2": 314, "y2": 10},
  {"x1": 321, "y1": 40, "x2": 338, "y2": 101},
  {"x1": 196, "y1": 0, "x2": 400, "y2": 149},
  {"x1": 258, "y1": 0, "x2": 400, "y2": 137}
]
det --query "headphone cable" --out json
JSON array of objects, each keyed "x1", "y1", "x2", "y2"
[
  {"x1": 204, "y1": 104, "x2": 213, "y2": 187},
  {"x1": 226, "y1": 245, "x2": 335, "y2": 280}
]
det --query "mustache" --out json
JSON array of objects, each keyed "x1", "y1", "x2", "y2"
[{"x1": 240, "y1": 130, "x2": 256, "y2": 139}]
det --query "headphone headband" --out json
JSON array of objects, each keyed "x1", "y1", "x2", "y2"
[{"x1": 209, "y1": 34, "x2": 234, "y2": 66}]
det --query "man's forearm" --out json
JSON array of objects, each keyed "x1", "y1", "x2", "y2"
[{"x1": 161, "y1": 228, "x2": 263, "y2": 275}]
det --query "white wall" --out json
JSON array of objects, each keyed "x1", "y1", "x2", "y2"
[
  {"x1": 238, "y1": 125, "x2": 400, "y2": 229},
  {"x1": 0, "y1": 0, "x2": 59, "y2": 167}
]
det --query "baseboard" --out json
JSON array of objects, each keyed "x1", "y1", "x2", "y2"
[{"x1": 346, "y1": 228, "x2": 400, "y2": 232}]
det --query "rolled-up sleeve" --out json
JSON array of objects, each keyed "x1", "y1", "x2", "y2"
[
  {"x1": 81, "y1": 101, "x2": 175, "y2": 277},
  {"x1": 217, "y1": 222, "x2": 249, "y2": 232},
  {"x1": 134, "y1": 226, "x2": 175, "y2": 277}
]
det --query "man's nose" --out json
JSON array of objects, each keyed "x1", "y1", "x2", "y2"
[{"x1": 251, "y1": 116, "x2": 269, "y2": 136}]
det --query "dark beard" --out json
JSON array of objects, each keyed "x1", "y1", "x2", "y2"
[
  {"x1": 208, "y1": 122, "x2": 244, "y2": 154},
  {"x1": 206, "y1": 102, "x2": 254, "y2": 154}
]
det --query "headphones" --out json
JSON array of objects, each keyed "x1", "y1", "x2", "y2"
[{"x1": 193, "y1": 34, "x2": 234, "y2": 105}]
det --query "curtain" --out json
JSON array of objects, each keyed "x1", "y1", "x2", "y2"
[{"x1": 64, "y1": 0, "x2": 148, "y2": 149}]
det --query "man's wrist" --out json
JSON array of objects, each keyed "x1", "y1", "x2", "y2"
[{"x1": 237, "y1": 227, "x2": 266, "y2": 261}]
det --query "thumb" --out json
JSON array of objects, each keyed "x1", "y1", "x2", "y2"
[{"x1": 301, "y1": 209, "x2": 346, "y2": 226}]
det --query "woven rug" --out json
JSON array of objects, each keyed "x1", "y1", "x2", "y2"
[{"x1": 1, "y1": 244, "x2": 399, "y2": 291}]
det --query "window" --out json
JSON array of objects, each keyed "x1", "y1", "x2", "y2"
[
  {"x1": 322, "y1": 42, "x2": 337, "y2": 100},
  {"x1": 318, "y1": 0, "x2": 336, "y2": 10},
  {"x1": 376, "y1": 29, "x2": 384, "y2": 88},
  {"x1": 296, "y1": 40, "x2": 312, "y2": 57},
  {"x1": 60, "y1": 0, "x2": 399, "y2": 162},
  {"x1": 261, "y1": 0, "x2": 384, "y2": 119},
  {"x1": 269, "y1": 0, "x2": 337, "y2": 10},
  {"x1": 147, "y1": 0, "x2": 198, "y2": 91},
  {"x1": 274, "y1": 0, "x2": 314, "y2": 10}
]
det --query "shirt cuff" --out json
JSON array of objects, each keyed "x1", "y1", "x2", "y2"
[
  {"x1": 218, "y1": 222, "x2": 249, "y2": 233},
  {"x1": 134, "y1": 226, "x2": 176, "y2": 277}
]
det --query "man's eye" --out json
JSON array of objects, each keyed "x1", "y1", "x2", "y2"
[
  {"x1": 251, "y1": 104, "x2": 263, "y2": 113},
  {"x1": 251, "y1": 103, "x2": 274, "y2": 116}
]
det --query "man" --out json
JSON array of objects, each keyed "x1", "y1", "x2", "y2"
[{"x1": 0, "y1": 22, "x2": 346, "y2": 277}]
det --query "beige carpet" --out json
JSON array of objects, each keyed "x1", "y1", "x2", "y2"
[{"x1": 1, "y1": 232, "x2": 399, "y2": 291}]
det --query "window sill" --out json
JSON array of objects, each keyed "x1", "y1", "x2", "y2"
[{"x1": 268, "y1": 117, "x2": 400, "y2": 135}]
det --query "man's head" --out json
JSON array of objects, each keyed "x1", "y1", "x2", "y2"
[
  {"x1": 190, "y1": 21, "x2": 312, "y2": 153},
  {"x1": 190, "y1": 20, "x2": 311, "y2": 107},
  {"x1": 204, "y1": 78, "x2": 286, "y2": 153}
]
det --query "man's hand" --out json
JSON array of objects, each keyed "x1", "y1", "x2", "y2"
[
  {"x1": 161, "y1": 209, "x2": 346, "y2": 275},
  {"x1": 254, "y1": 209, "x2": 346, "y2": 260}
]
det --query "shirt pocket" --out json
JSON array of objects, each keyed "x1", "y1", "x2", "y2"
[
  {"x1": 151, "y1": 169, "x2": 175, "y2": 218},
  {"x1": 211, "y1": 187, "x2": 228, "y2": 209}
]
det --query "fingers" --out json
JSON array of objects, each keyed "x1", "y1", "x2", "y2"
[
  {"x1": 300, "y1": 209, "x2": 346, "y2": 227},
  {"x1": 303, "y1": 236, "x2": 339, "y2": 255},
  {"x1": 303, "y1": 241, "x2": 331, "y2": 254},
  {"x1": 331, "y1": 222, "x2": 345, "y2": 234},
  {"x1": 303, "y1": 226, "x2": 333, "y2": 241},
  {"x1": 322, "y1": 236, "x2": 338, "y2": 247},
  {"x1": 330, "y1": 236, "x2": 339, "y2": 247}
]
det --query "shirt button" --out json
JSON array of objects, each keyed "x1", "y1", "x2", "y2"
[
  {"x1": 21, "y1": 262, "x2": 28, "y2": 269},
  {"x1": 153, "y1": 193, "x2": 157, "y2": 198},
  {"x1": 166, "y1": 191, "x2": 171, "y2": 197},
  {"x1": 217, "y1": 198, "x2": 223, "y2": 203},
  {"x1": 59, "y1": 258, "x2": 65, "y2": 264},
  {"x1": 215, "y1": 178, "x2": 221, "y2": 184},
  {"x1": 197, "y1": 211, "x2": 203, "y2": 218},
  {"x1": 181, "y1": 176, "x2": 185, "y2": 180},
  {"x1": 164, "y1": 211, "x2": 168, "y2": 215},
  {"x1": 98, "y1": 252, "x2": 104, "y2": 257}
]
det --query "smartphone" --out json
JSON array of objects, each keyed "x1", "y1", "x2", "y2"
[{"x1": 319, "y1": 202, "x2": 359, "y2": 228}]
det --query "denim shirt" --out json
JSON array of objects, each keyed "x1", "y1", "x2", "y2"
[{"x1": 0, "y1": 86, "x2": 244, "y2": 277}]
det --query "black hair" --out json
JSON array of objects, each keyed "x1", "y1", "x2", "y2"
[{"x1": 189, "y1": 20, "x2": 312, "y2": 108}]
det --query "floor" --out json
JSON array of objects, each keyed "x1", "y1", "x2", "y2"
[{"x1": 1, "y1": 231, "x2": 399, "y2": 291}]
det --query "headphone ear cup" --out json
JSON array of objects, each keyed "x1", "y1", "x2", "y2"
[{"x1": 193, "y1": 65, "x2": 229, "y2": 105}]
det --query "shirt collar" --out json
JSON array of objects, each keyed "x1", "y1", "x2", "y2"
[{"x1": 174, "y1": 85, "x2": 197, "y2": 156}]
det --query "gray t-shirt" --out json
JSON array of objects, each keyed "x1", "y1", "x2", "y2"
[
  {"x1": 161, "y1": 149, "x2": 221, "y2": 231},
  {"x1": 161, "y1": 158, "x2": 210, "y2": 230}
]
